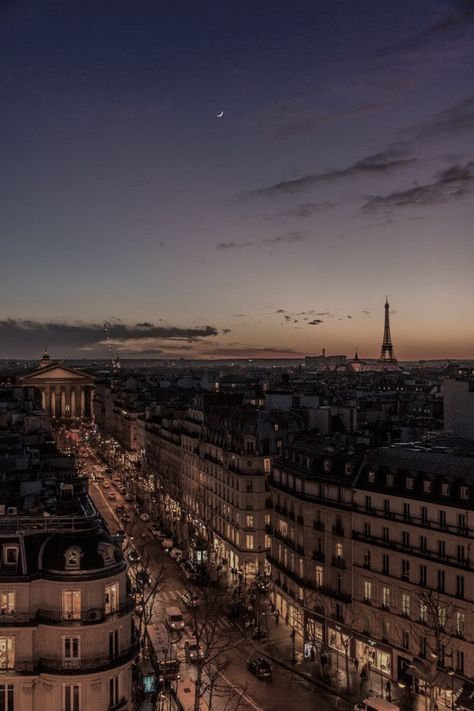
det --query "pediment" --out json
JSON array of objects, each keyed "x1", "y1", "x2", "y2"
[{"x1": 22, "y1": 365, "x2": 94, "y2": 382}]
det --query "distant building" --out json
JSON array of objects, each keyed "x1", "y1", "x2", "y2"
[
  {"x1": 443, "y1": 378, "x2": 474, "y2": 440},
  {"x1": 21, "y1": 357, "x2": 95, "y2": 419}
]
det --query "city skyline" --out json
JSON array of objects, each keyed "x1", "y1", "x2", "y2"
[{"x1": 1, "y1": 0, "x2": 473, "y2": 360}]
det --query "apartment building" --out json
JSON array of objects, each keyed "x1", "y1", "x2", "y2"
[{"x1": 268, "y1": 436, "x2": 474, "y2": 703}]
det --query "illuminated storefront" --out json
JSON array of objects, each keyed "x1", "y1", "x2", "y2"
[{"x1": 355, "y1": 638, "x2": 392, "y2": 676}]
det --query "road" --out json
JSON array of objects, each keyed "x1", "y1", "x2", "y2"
[{"x1": 81, "y1": 444, "x2": 349, "y2": 711}]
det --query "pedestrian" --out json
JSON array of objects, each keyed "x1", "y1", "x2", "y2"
[
  {"x1": 354, "y1": 657, "x2": 359, "y2": 672},
  {"x1": 310, "y1": 646, "x2": 315, "y2": 662},
  {"x1": 274, "y1": 609, "x2": 280, "y2": 625}
]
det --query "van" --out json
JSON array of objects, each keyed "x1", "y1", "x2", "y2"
[
  {"x1": 354, "y1": 698, "x2": 400, "y2": 711},
  {"x1": 165, "y1": 606, "x2": 185, "y2": 631}
]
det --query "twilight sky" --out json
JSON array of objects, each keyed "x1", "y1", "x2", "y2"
[{"x1": 1, "y1": 0, "x2": 473, "y2": 360}]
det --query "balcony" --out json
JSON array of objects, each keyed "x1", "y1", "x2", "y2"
[
  {"x1": 109, "y1": 700, "x2": 128, "y2": 711},
  {"x1": 37, "y1": 599, "x2": 135, "y2": 626},
  {"x1": 296, "y1": 515, "x2": 304, "y2": 526},
  {"x1": 296, "y1": 544, "x2": 305, "y2": 555},
  {"x1": 331, "y1": 555, "x2": 346, "y2": 569},
  {"x1": 0, "y1": 612, "x2": 33, "y2": 627},
  {"x1": 0, "y1": 661, "x2": 35, "y2": 675},
  {"x1": 319, "y1": 586, "x2": 352, "y2": 604},
  {"x1": 265, "y1": 523, "x2": 273, "y2": 534},
  {"x1": 273, "y1": 529, "x2": 296, "y2": 550},
  {"x1": 39, "y1": 642, "x2": 139, "y2": 674}
]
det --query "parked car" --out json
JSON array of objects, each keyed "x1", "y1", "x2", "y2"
[
  {"x1": 184, "y1": 638, "x2": 204, "y2": 663},
  {"x1": 354, "y1": 700, "x2": 400, "y2": 711},
  {"x1": 108, "y1": 492, "x2": 116, "y2": 500},
  {"x1": 170, "y1": 548, "x2": 183, "y2": 561},
  {"x1": 139, "y1": 513, "x2": 150, "y2": 522},
  {"x1": 127, "y1": 548, "x2": 141, "y2": 564},
  {"x1": 150, "y1": 526, "x2": 161, "y2": 538},
  {"x1": 161, "y1": 538, "x2": 173, "y2": 550},
  {"x1": 102, "y1": 481, "x2": 110, "y2": 489},
  {"x1": 246, "y1": 657, "x2": 272, "y2": 679},
  {"x1": 165, "y1": 606, "x2": 185, "y2": 631},
  {"x1": 178, "y1": 591, "x2": 199, "y2": 608}
]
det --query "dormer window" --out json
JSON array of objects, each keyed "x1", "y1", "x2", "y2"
[
  {"x1": 367, "y1": 470, "x2": 375, "y2": 483},
  {"x1": 441, "y1": 483, "x2": 450, "y2": 497},
  {"x1": 460, "y1": 486, "x2": 469, "y2": 500},
  {"x1": 406, "y1": 477, "x2": 414, "y2": 491},
  {"x1": 346, "y1": 463, "x2": 354, "y2": 477},
  {"x1": 324, "y1": 459, "x2": 331, "y2": 473},
  {"x1": 65, "y1": 547, "x2": 82, "y2": 570},
  {"x1": 98, "y1": 543, "x2": 115, "y2": 566},
  {"x1": 423, "y1": 480, "x2": 431, "y2": 494},
  {"x1": 386, "y1": 473, "x2": 394, "y2": 486},
  {"x1": 3, "y1": 546, "x2": 19, "y2": 567}
]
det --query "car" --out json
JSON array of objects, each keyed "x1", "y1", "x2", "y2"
[
  {"x1": 136, "y1": 570, "x2": 151, "y2": 589},
  {"x1": 127, "y1": 548, "x2": 141, "y2": 564},
  {"x1": 246, "y1": 657, "x2": 272, "y2": 679},
  {"x1": 114, "y1": 528, "x2": 125, "y2": 538},
  {"x1": 184, "y1": 638, "x2": 204, "y2": 663},
  {"x1": 139, "y1": 513, "x2": 150, "y2": 522},
  {"x1": 170, "y1": 548, "x2": 183, "y2": 561},
  {"x1": 119, "y1": 487, "x2": 127, "y2": 495},
  {"x1": 116, "y1": 504, "x2": 125, "y2": 513},
  {"x1": 108, "y1": 492, "x2": 116, "y2": 500},
  {"x1": 178, "y1": 591, "x2": 199, "y2": 608},
  {"x1": 161, "y1": 538, "x2": 173, "y2": 550},
  {"x1": 150, "y1": 527, "x2": 161, "y2": 538}
]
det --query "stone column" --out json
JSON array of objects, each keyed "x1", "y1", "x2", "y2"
[
  {"x1": 80, "y1": 388, "x2": 85, "y2": 418},
  {"x1": 41, "y1": 389, "x2": 46, "y2": 410},
  {"x1": 71, "y1": 388, "x2": 76, "y2": 418},
  {"x1": 61, "y1": 389, "x2": 66, "y2": 418},
  {"x1": 50, "y1": 389, "x2": 56, "y2": 417}
]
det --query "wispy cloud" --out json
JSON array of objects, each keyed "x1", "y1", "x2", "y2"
[
  {"x1": 308, "y1": 319, "x2": 324, "y2": 326},
  {"x1": 216, "y1": 232, "x2": 306, "y2": 251},
  {"x1": 278, "y1": 202, "x2": 334, "y2": 218},
  {"x1": 362, "y1": 161, "x2": 474, "y2": 211},
  {"x1": 271, "y1": 103, "x2": 378, "y2": 140},
  {"x1": 237, "y1": 150, "x2": 415, "y2": 200},
  {"x1": 263, "y1": 232, "x2": 306, "y2": 245},
  {"x1": 411, "y1": 95, "x2": 474, "y2": 141},
  {"x1": 216, "y1": 241, "x2": 253, "y2": 250}
]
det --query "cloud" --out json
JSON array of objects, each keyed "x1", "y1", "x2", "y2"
[
  {"x1": 279, "y1": 202, "x2": 333, "y2": 218},
  {"x1": 275, "y1": 309, "x2": 286, "y2": 314},
  {"x1": 347, "y1": 315, "x2": 352, "y2": 319},
  {"x1": 362, "y1": 161, "x2": 474, "y2": 211},
  {"x1": 362, "y1": 310, "x2": 371, "y2": 316},
  {"x1": 233, "y1": 314, "x2": 245, "y2": 317},
  {"x1": 411, "y1": 95, "x2": 474, "y2": 141},
  {"x1": 222, "y1": 328, "x2": 231, "y2": 334},
  {"x1": 263, "y1": 232, "x2": 306, "y2": 245},
  {"x1": 0, "y1": 319, "x2": 221, "y2": 358},
  {"x1": 216, "y1": 241, "x2": 254, "y2": 250},
  {"x1": 308, "y1": 319, "x2": 324, "y2": 326},
  {"x1": 238, "y1": 150, "x2": 415, "y2": 200}
]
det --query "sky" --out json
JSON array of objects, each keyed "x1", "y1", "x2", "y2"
[{"x1": 1, "y1": 0, "x2": 473, "y2": 360}]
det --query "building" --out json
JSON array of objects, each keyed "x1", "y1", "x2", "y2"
[
  {"x1": 443, "y1": 378, "x2": 474, "y2": 440},
  {"x1": 0, "y1": 390, "x2": 136, "y2": 710},
  {"x1": 20, "y1": 359, "x2": 95, "y2": 420}
]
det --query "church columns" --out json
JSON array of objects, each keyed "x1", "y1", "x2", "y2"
[
  {"x1": 80, "y1": 388, "x2": 86, "y2": 418},
  {"x1": 50, "y1": 389, "x2": 56, "y2": 417},
  {"x1": 61, "y1": 389, "x2": 66, "y2": 418},
  {"x1": 41, "y1": 389, "x2": 46, "y2": 410},
  {"x1": 71, "y1": 388, "x2": 76, "y2": 418}
]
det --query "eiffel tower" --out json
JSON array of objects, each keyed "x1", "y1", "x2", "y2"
[{"x1": 378, "y1": 298, "x2": 397, "y2": 363}]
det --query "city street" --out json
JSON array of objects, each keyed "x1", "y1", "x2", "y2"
[{"x1": 82, "y1": 444, "x2": 350, "y2": 711}]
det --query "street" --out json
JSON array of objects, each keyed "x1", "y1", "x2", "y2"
[{"x1": 81, "y1": 443, "x2": 349, "y2": 711}]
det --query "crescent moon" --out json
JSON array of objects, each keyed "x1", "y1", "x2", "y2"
[{"x1": 217, "y1": 110, "x2": 224, "y2": 118}]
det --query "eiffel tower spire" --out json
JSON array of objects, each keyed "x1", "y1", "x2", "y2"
[{"x1": 378, "y1": 297, "x2": 397, "y2": 363}]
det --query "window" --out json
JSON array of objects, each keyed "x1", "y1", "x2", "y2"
[
  {"x1": 383, "y1": 499, "x2": 390, "y2": 515},
  {"x1": 363, "y1": 580, "x2": 372, "y2": 602},
  {"x1": 348, "y1": 463, "x2": 356, "y2": 477},
  {"x1": 0, "y1": 593, "x2": 14, "y2": 616},
  {"x1": 98, "y1": 543, "x2": 114, "y2": 565},
  {"x1": 0, "y1": 685, "x2": 14, "y2": 711},
  {"x1": 456, "y1": 612, "x2": 465, "y2": 637},
  {"x1": 105, "y1": 583, "x2": 119, "y2": 615},
  {"x1": 456, "y1": 650, "x2": 464, "y2": 674},
  {"x1": 458, "y1": 513, "x2": 467, "y2": 532},
  {"x1": 382, "y1": 586, "x2": 390, "y2": 609},
  {"x1": 420, "y1": 536, "x2": 427, "y2": 554},
  {"x1": 245, "y1": 534, "x2": 254, "y2": 550},
  {"x1": 402, "y1": 630, "x2": 410, "y2": 650},
  {"x1": 382, "y1": 554, "x2": 389, "y2": 575},
  {"x1": 401, "y1": 560, "x2": 410, "y2": 580},
  {"x1": 439, "y1": 510, "x2": 447, "y2": 528},
  {"x1": 364, "y1": 522, "x2": 371, "y2": 537},
  {"x1": 246, "y1": 480, "x2": 253, "y2": 493},
  {"x1": 2, "y1": 548, "x2": 18, "y2": 567},
  {"x1": 263, "y1": 458, "x2": 271, "y2": 473},
  {"x1": 460, "y1": 486, "x2": 469, "y2": 500},
  {"x1": 64, "y1": 684, "x2": 80, "y2": 711},
  {"x1": 335, "y1": 542, "x2": 343, "y2": 559},
  {"x1": 64, "y1": 547, "x2": 82, "y2": 570},
  {"x1": 246, "y1": 515, "x2": 254, "y2": 528},
  {"x1": 365, "y1": 495, "x2": 372, "y2": 511},
  {"x1": 419, "y1": 601, "x2": 427, "y2": 623},
  {"x1": 421, "y1": 506, "x2": 428, "y2": 524},
  {"x1": 423, "y1": 480, "x2": 431, "y2": 493},
  {"x1": 315, "y1": 566, "x2": 323, "y2": 588},
  {"x1": 402, "y1": 531, "x2": 410, "y2": 548},
  {"x1": 363, "y1": 550, "x2": 371, "y2": 569},
  {"x1": 382, "y1": 527, "x2": 389, "y2": 543},
  {"x1": 324, "y1": 459, "x2": 331, "y2": 473},
  {"x1": 403, "y1": 503, "x2": 411, "y2": 520},
  {"x1": 62, "y1": 591, "x2": 81, "y2": 620},
  {"x1": 109, "y1": 630, "x2": 119, "y2": 659},
  {"x1": 109, "y1": 677, "x2": 119, "y2": 707},
  {"x1": 456, "y1": 575, "x2": 465, "y2": 599},
  {"x1": 457, "y1": 545, "x2": 466, "y2": 564},
  {"x1": 402, "y1": 594, "x2": 410, "y2": 617},
  {"x1": 419, "y1": 636, "x2": 427, "y2": 658},
  {"x1": 438, "y1": 606, "x2": 447, "y2": 628},
  {"x1": 0, "y1": 639, "x2": 14, "y2": 670},
  {"x1": 63, "y1": 637, "x2": 80, "y2": 668},
  {"x1": 419, "y1": 565, "x2": 427, "y2": 587},
  {"x1": 437, "y1": 570, "x2": 445, "y2": 593},
  {"x1": 406, "y1": 477, "x2": 413, "y2": 490},
  {"x1": 438, "y1": 540, "x2": 446, "y2": 558},
  {"x1": 441, "y1": 483, "x2": 449, "y2": 496},
  {"x1": 386, "y1": 473, "x2": 394, "y2": 486}
]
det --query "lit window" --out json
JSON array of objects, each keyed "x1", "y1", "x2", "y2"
[
  {"x1": 363, "y1": 580, "x2": 372, "y2": 602},
  {"x1": 335, "y1": 542, "x2": 343, "y2": 559},
  {"x1": 324, "y1": 460, "x2": 331, "y2": 473},
  {"x1": 382, "y1": 587, "x2": 390, "y2": 608},
  {"x1": 402, "y1": 594, "x2": 410, "y2": 617},
  {"x1": 245, "y1": 534, "x2": 254, "y2": 550},
  {"x1": 406, "y1": 478, "x2": 413, "y2": 490},
  {"x1": 62, "y1": 591, "x2": 81, "y2": 621},
  {"x1": 64, "y1": 684, "x2": 80, "y2": 711},
  {"x1": 367, "y1": 470, "x2": 375, "y2": 482},
  {"x1": 456, "y1": 612, "x2": 465, "y2": 637},
  {"x1": 419, "y1": 601, "x2": 428, "y2": 623},
  {"x1": 0, "y1": 638, "x2": 15, "y2": 669},
  {"x1": 98, "y1": 543, "x2": 114, "y2": 565},
  {"x1": 315, "y1": 566, "x2": 323, "y2": 588},
  {"x1": 263, "y1": 458, "x2": 271, "y2": 473},
  {"x1": 347, "y1": 463, "x2": 354, "y2": 477},
  {"x1": 0, "y1": 592, "x2": 15, "y2": 615},
  {"x1": 460, "y1": 486, "x2": 469, "y2": 500},
  {"x1": 441, "y1": 483, "x2": 449, "y2": 496},
  {"x1": 246, "y1": 515, "x2": 254, "y2": 528},
  {"x1": 438, "y1": 606, "x2": 447, "y2": 628},
  {"x1": 423, "y1": 480, "x2": 431, "y2": 493}
]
